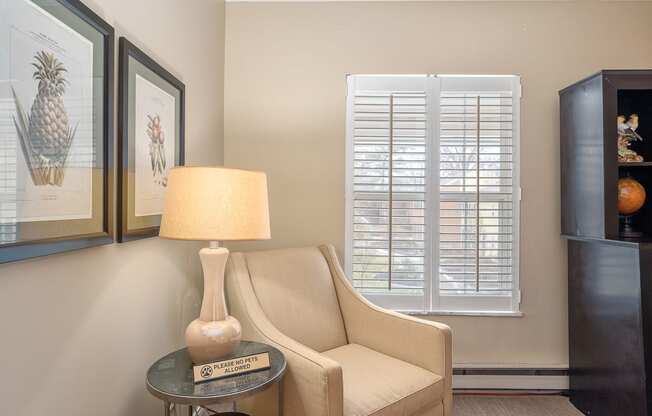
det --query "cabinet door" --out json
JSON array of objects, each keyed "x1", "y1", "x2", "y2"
[{"x1": 568, "y1": 240, "x2": 647, "y2": 416}]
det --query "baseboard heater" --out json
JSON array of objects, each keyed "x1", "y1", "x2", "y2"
[{"x1": 452, "y1": 368, "x2": 569, "y2": 391}]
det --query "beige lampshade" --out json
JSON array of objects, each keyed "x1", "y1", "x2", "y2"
[{"x1": 159, "y1": 167, "x2": 270, "y2": 241}]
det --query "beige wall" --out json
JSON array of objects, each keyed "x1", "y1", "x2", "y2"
[
  {"x1": 0, "y1": 0, "x2": 225, "y2": 415},
  {"x1": 224, "y1": 1, "x2": 652, "y2": 367}
]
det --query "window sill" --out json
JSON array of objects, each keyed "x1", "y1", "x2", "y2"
[{"x1": 400, "y1": 310, "x2": 524, "y2": 318}]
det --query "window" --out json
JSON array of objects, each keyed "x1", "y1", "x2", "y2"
[{"x1": 345, "y1": 74, "x2": 520, "y2": 313}]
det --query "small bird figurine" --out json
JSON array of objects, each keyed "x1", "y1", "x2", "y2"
[
  {"x1": 618, "y1": 113, "x2": 643, "y2": 141},
  {"x1": 618, "y1": 114, "x2": 645, "y2": 162},
  {"x1": 627, "y1": 114, "x2": 643, "y2": 140},
  {"x1": 629, "y1": 114, "x2": 640, "y2": 130}
]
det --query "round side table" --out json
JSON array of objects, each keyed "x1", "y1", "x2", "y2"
[{"x1": 147, "y1": 341, "x2": 286, "y2": 416}]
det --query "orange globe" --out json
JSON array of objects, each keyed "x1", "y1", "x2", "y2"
[{"x1": 618, "y1": 177, "x2": 646, "y2": 215}]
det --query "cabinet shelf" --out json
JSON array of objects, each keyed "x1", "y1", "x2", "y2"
[{"x1": 618, "y1": 162, "x2": 652, "y2": 167}]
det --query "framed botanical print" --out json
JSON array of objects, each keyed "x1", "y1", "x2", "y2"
[
  {"x1": 0, "y1": 0, "x2": 114, "y2": 263},
  {"x1": 117, "y1": 37, "x2": 185, "y2": 242}
]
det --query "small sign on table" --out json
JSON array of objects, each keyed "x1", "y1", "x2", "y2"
[{"x1": 193, "y1": 352, "x2": 271, "y2": 383}]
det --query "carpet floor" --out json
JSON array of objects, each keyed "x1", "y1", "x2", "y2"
[{"x1": 453, "y1": 395, "x2": 583, "y2": 416}]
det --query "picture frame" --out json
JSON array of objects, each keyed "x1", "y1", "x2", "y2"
[
  {"x1": 117, "y1": 37, "x2": 185, "y2": 242},
  {"x1": 0, "y1": 0, "x2": 114, "y2": 263}
]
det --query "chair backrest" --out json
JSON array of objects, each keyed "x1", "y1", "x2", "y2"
[{"x1": 240, "y1": 246, "x2": 348, "y2": 352}]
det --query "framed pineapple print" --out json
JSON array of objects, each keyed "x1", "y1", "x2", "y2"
[
  {"x1": 117, "y1": 37, "x2": 185, "y2": 242},
  {"x1": 0, "y1": 0, "x2": 114, "y2": 263}
]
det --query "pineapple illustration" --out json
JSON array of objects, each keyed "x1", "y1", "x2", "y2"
[
  {"x1": 11, "y1": 50, "x2": 77, "y2": 186},
  {"x1": 146, "y1": 114, "x2": 168, "y2": 187}
]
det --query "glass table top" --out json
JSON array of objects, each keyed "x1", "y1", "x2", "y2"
[{"x1": 146, "y1": 341, "x2": 286, "y2": 405}]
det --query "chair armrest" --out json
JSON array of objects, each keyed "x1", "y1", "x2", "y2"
[
  {"x1": 319, "y1": 245, "x2": 452, "y2": 406},
  {"x1": 225, "y1": 252, "x2": 344, "y2": 416}
]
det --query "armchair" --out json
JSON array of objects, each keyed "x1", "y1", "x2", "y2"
[{"x1": 224, "y1": 245, "x2": 452, "y2": 416}]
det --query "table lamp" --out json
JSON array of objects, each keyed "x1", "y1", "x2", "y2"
[{"x1": 160, "y1": 167, "x2": 270, "y2": 364}]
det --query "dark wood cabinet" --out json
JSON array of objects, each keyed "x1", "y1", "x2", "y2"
[
  {"x1": 561, "y1": 70, "x2": 652, "y2": 415},
  {"x1": 560, "y1": 70, "x2": 652, "y2": 240}
]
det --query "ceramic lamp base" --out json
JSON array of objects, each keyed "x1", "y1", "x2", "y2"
[
  {"x1": 186, "y1": 316, "x2": 242, "y2": 364},
  {"x1": 186, "y1": 243, "x2": 242, "y2": 364}
]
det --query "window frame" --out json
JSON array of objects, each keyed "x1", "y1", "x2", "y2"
[{"x1": 345, "y1": 74, "x2": 521, "y2": 314}]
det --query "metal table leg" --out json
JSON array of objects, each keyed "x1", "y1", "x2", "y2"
[{"x1": 278, "y1": 380, "x2": 284, "y2": 416}]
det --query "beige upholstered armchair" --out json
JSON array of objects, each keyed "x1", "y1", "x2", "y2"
[{"x1": 225, "y1": 245, "x2": 452, "y2": 416}]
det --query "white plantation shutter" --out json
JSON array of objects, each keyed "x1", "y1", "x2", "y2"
[
  {"x1": 346, "y1": 75, "x2": 430, "y2": 310},
  {"x1": 346, "y1": 74, "x2": 520, "y2": 313},
  {"x1": 436, "y1": 76, "x2": 520, "y2": 312}
]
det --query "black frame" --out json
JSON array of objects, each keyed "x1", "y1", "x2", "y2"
[
  {"x1": 117, "y1": 37, "x2": 185, "y2": 242},
  {"x1": 0, "y1": 0, "x2": 114, "y2": 264}
]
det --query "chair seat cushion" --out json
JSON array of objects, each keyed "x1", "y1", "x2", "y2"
[{"x1": 322, "y1": 344, "x2": 444, "y2": 416}]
